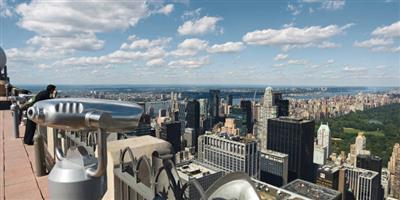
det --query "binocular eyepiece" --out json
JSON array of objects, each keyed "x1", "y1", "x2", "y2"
[{"x1": 27, "y1": 98, "x2": 143, "y2": 132}]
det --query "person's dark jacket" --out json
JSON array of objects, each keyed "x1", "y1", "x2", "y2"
[{"x1": 21, "y1": 89, "x2": 52, "y2": 110}]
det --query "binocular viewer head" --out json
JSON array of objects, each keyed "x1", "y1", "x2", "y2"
[{"x1": 27, "y1": 98, "x2": 143, "y2": 132}]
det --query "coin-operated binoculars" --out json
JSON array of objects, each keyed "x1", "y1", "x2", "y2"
[{"x1": 28, "y1": 98, "x2": 143, "y2": 200}]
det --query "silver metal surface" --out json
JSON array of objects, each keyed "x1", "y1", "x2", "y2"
[
  {"x1": 204, "y1": 172, "x2": 260, "y2": 200},
  {"x1": 27, "y1": 98, "x2": 143, "y2": 132},
  {"x1": 48, "y1": 146, "x2": 104, "y2": 200},
  {"x1": 85, "y1": 128, "x2": 107, "y2": 178},
  {"x1": 10, "y1": 103, "x2": 20, "y2": 138}
]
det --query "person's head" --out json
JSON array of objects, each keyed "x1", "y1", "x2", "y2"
[{"x1": 46, "y1": 84, "x2": 57, "y2": 98}]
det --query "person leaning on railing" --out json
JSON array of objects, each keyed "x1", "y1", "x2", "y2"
[{"x1": 20, "y1": 84, "x2": 57, "y2": 145}]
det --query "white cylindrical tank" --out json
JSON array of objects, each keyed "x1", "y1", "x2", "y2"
[{"x1": 0, "y1": 47, "x2": 6, "y2": 70}]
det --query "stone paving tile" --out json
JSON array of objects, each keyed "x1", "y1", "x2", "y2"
[
  {"x1": 1, "y1": 112, "x2": 5, "y2": 200},
  {"x1": 5, "y1": 181, "x2": 42, "y2": 200},
  {"x1": 1, "y1": 111, "x2": 45, "y2": 200},
  {"x1": 5, "y1": 168, "x2": 36, "y2": 186},
  {"x1": 36, "y1": 177, "x2": 49, "y2": 200}
]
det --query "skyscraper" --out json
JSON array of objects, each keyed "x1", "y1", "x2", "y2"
[
  {"x1": 357, "y1": 171, "x2": 380, "y2": 200},
  {"x1": 355, "y1": 132, "x2": 367, "y2": 154},
  {"x1": 259, "y1": 150, "x2": 288, "y2": 187},
  {"x1": 240, "y1": 100, "x2": 253, "y2": 133},
  {"x1": 356, "y1": 154, "x2": 384, "y2": 199},
  {"x1": 316, "y1": 165, "x2": 340, "y2": 190},
  {"x1": 256, "y1": 87, "x2": 278, "y2": 151},
  {"x1": 209, "y1": 90, "x2": 220, "y2": 126},
  {"x1": 160, "y1": 121, "x2": 182, "y2": 153},
  {"x1": 314, "y1": 123, "x2": 331, "y2": 166},
  {"x1": 316, "y1": 123, "x2": 332, "y2": 160},
  {"x1": 198, "y1": 134, "x2": 260, "y2": 179},
  {"x1": 198, "y1": 98, "x2": 208, "y2": 117},
  {"x1": 267, "y1": 117, "x2": 315, "y2": 182},
  {"x1": 273, "y1": 92, "x2": 289, "y2": 117},
  {"x1": 226, "y1": 94, "x2": 233, "y2": 106},
  {"x1": 388, "y1": 143, "x2": 400, "y2": 199},
  {"x1": 345, "y1": 166, "x2": 380, "y2": 200},
  {"x1": 186, "y1": 100, "x2": 200, "y2": 131}
]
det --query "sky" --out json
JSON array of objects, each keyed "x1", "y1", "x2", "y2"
[{"x1": 0, "y1": 0, "x2": 399, "y2": 86}]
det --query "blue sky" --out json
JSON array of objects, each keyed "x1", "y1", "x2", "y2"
[{"x1": 0, "y1": 0, "x2": 399, "y2": 86}]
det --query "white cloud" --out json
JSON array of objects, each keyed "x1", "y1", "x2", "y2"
[
  {"x1": 273, "y1": 63, "x2": 286, "y2": 67},
  {"x1": 120, "y1": 37, "x2": 171, "y2": 50},
  {"x1": 182, "y1": 8, "x2": 202, "y2": 19},
  {"x1": 354, "y1": 21, "x2": 399, "y2": 53},
  {"x1": 0, "y1": 0, "x2": 12, "y2": 17},
  {"x1": 322, "y1": 0, "x2": 345, "y2": 10},
  {"x1": 170, "y1": 48, "x2": 198, "y2": 57},
  {"x1": 287, "y1": 59, "x2": 309, "y2": 65},
  {"x1": 327, "y1": 59, "x2": 335, "y2": 64},
  {"x1": 178, "y1": 38, "x2": 209, "y2": 50},
  {"x1": 156, "y1": 4, "x2": 174, "y2": 15},
  {"x1": 37, "y1": 64, "x2": 51, "y2": 69},
  {"x1": 16, "y1": 0, "x2": 149, "y2": 36},
  {"x1": 207, "y1": 42, "x2": 244, "y2": 53},
  {"x1": 317, "y1": 41, "x2": 341, "y2": 48},
  {"x1": 146, "y1": 58, "x2": 166, "y2": 66},
  {"x1": 6, "y1": 47, "x2": 70, "y2": 63},
  {"x1": 287, "y1": 4, "x2": 302, "y2": 16},
  {"x1": 376, "y1": 65, "x2": 386, "y2": 69},
  {"x1": 372, "y1": 21, "x2": 400, "y2": 38},
  {"x1": 274, "y1": 54, "x2": 289, "y2": 61},
  {"x1": 168, "y1": 56, "x2": 210, "y2": 68},
  {"x1": 343, "y1": 65, "x2": 367, "y2": 73},
  {"x1": 371, "y1": 46, "x2": 400, "y2": 53},
  {"x1": 53, "y1": 47, "x2": 166, "y2": 67},
  {"x1": 354, "y1": 38, "x2": 393, "y2": 48},
  {"x1": 170, "y1": 38, "x2": 208, "y2": 57},
  {"x1": 178, "y1": 16, "x2": 222, "y2": 35},
  {"x1": 14, "y1": 0, "x2": 152, "y2": 53},
  {"x1": 242, "y1": 24, "x2": 352, "y2": 47},
  {"x1": 27, "y1": 34, "x2": 105, "y2": 51}
]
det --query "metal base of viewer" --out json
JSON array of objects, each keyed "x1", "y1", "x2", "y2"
[{"x1": 48, "y1": 146, "x2": 105, "y2": 200}]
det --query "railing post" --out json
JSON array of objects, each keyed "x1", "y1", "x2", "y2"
[
  {"x1": 34, "y1": 126, "x2": 47, "y2": 176},
  {"x1": 10, "y1": 103, "x2": 20, "y2": 138}
]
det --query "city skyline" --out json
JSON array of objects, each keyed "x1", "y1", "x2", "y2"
[{"x1": 0, "y1": 0, "x2": 399, "y2": 86}]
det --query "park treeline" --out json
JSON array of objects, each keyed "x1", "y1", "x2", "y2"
[{"x1": 318, "y1": 103, "x2": 400, "y2": 166}]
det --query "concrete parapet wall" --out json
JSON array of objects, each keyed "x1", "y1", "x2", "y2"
[{"x1": 103, "y1": 135, "x2": 172, "y2": 200}]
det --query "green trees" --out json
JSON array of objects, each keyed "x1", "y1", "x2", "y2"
[{"x1": 319, "y1": 104, "x2": 400, "y2": 166}]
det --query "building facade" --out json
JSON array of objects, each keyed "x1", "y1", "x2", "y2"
[
  {"x1": 197, "y1": 134, "x2": 259, "y2": 179},
  {"x1": 388, "y1": 143, "x2": 400, "y2": 199},
  {"x1": 240, "y1": 100, "x2": 253, "y2": 133},
  {"x1": 209, "y1": 90, "x2": 220, "y2": 126},
  {"x1": 259, "y1": 150, "x2": 288, "y2": 187},
  {"x1": 267, "y1": 117, "x2": 315, "y2": 182}
]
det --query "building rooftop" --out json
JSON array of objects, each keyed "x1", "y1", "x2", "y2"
[
  {"x1": 206, "y1": 132, "x2": 258, "y2": 144},
  {"x1": 252, "y1": 179, "x2": 308, "y2": 200},
  {"x1": 261, "y1": 149, "x2": 288, "y2": 158},
  {"x1": 359, "y1": 171, "x2": 378, "y2": 179},
  {"x1": 282, "y1": 179, "x2": 342, "y2": 200},
  {"x1": 318, "y1": 164, "x2": 340, "y2": 173},
  {"x1": 176, "y1": 160, "x2": 221, "y2": 180},
  {"x1": 272, "y1": 116, "x2": 313, "y2": 123}
]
